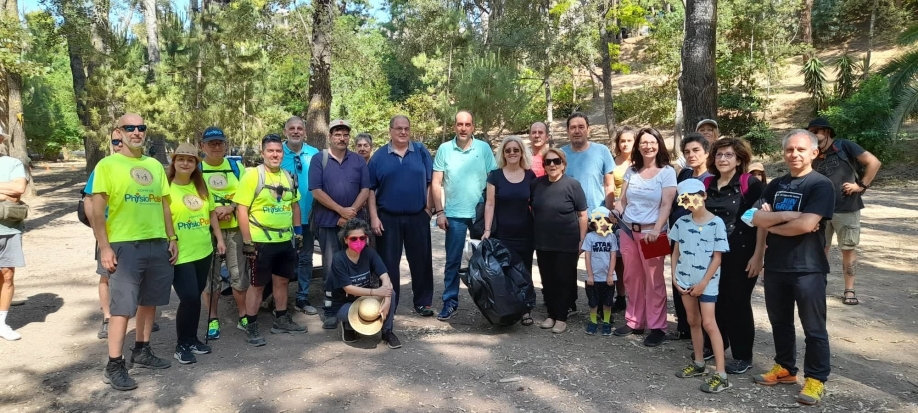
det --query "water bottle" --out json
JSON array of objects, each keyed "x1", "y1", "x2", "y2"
[{"x1": 430, "y1": 214, "x2": 438, "y2": 228}]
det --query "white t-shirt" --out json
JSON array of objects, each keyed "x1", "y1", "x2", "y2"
[{"x1": 622, "y1": 166, "x2": 677, "y2": 225}]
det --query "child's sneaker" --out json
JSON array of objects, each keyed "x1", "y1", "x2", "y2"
[
  {"x1": 700, "y1": 374, "x2": 732, "y2": 393},
  {"x1": 676, "y1": 362, "x2": 707, "y2": 378},
  {"x1": 206, "y1": 319, "x2": 220, "y2": 340},
  {"x1": 601, "y1": 323, "x2": 613, "y2": 336},
  {"x1": 585, "y1": 322, "x2": 598, "y2": 335},
  {"x1": 796, "y1": 377, "x2": 825, "y2": 405},
  {"x1": 753, "y1": 364, "x2": 798, "y2": 386}
]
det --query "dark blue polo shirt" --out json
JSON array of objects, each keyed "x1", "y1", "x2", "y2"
[
  {"x1": 369, "y1": 141, "x2": 433, "y2": 214},
  {"x1": 308, "y1": 150, "x2": 371, "y2": 228}
]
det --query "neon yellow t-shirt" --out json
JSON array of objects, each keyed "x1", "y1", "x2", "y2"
[
  {"x1": 92, "y1": 154, "x2": 170, "y2": 243},
  {"x1": 201, "y1": 158, "x2": 245, "y2": 229},
  {"x1": 170, "y1": 182, "x2": 216, "y2": 265},
  {"x1": 234, "y1": 166, "x2": 300, "y2": 243}
]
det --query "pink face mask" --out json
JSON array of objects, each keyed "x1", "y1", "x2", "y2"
[{"x1": 348, "y1": 238, "x2": 367, "y2": 254}]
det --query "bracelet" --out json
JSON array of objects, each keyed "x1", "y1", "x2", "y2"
[{"x1": 484, "y1": 229, "x2": 491, "y2": 232}]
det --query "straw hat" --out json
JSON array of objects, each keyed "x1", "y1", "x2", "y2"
[
  {"x1": 172, "y1": 142, "x2": 202, "y2": 161},
  {"x1": 348, "y1": 296, "x2": 384, "y2": 336}
]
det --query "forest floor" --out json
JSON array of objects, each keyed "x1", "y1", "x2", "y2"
[{"x1": 0, "y1": 163, "x2": 916, "y2": 412}]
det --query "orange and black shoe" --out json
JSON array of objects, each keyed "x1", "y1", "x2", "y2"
[{"x1": 753, "y1": 364, "x2": 798, "y2": 386}]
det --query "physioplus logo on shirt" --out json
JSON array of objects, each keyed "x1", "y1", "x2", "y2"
[
  {"x1": 124, "y1": 191, "x2": 163, "y2": 204},
  {"x1": 177, "y1": 217, "x2": 211, "y2": 230},
  {"x1": 262, "y1": 205, "x2": 292, "y2": 214}
]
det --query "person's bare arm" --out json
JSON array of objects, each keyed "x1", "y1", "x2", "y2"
[
  {"x1": 603, "y1": 173, "x2": 616, "y2": 208},
  {"x1": 746, "y1": 227, "x2": 767, "y2": 277},
  {"x1": 312, "y1": 189, "x2": 354, "y2": 220},
  {"x1": 369, "y1": 191, "x2": 383, "y2": 236},
  {"x1": 162, "y1": 195, "x2": 178, "y2": 265},
  {"x1": 751, "y1": 209, "x2": 802, "y2": 228},
  {"x1": 432, "y1": 171, "x2": 447, "y2": 230},
  {"x1": 766, "y1": 213, "x2": 822, "y2": 237},
  {"x1": 351, "y1": 188, "x2": 370, "y2": 212},
  {"x1": 83, "y1": 195, "x2": 96, "y2": 229},
  {"x1": 210, "y1": 210, "x2": 226, "y2": 255},
  {"x1": 483, "y1": 183, "x2": 496, "y2": 239},
  {"x1": 292, "y1": 202, "x2": 302, "y2": 227},
  {"x1": 858, "y1": 151, "x2": 881, "y2": 187},
  {"x1": 654, "y1": 187, "x2": 677, "y2": 232},
  {"x1": 578, "y1": 210, "x2": 588, "y2": 242},
  {"x1": 0, "y1": 178, "x2": 28, "y2": 201},
  {"x1": 237, "y1": 205, "x2": 253, "y2": 242},
  {"x1": 92, "y1": 193, "x2": 116, "y2": 272}
]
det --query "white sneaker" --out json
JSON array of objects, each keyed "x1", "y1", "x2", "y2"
[{"x1": 0, "y1": 325, "x2": 21, "y2": 341}]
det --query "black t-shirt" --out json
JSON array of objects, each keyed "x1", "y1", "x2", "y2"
[
  {"x1": 759, "y1": 172, "x2": 835, "y2": 273},
  {"x1": 530, "y1": 175, "x2": 587, "y2": 253},
  {"x1": 487, "y1": 169, "x2": 536, "y2": 241},
  {"x1": 705, "y1": 173, "x2": 764, "y2": 257},
  {"x1": 812, "y1": 139, "x2": 866, "y2": 212},
  {"x1": 327, "y1": 248, "x2": 388, "y2": 306}
]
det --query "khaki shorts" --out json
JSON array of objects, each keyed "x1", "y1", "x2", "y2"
[
  {"x1": 206, "y1": 228, "x2": 249, "y2": 292},
  {"x1": 824, "y1": 210, "x2": 860, "y2": 250}
]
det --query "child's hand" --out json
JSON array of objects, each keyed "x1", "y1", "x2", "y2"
[
  {"x1": 586, "y1": 275, "x2": 594, "y2": 286},
  {"x1": 606, "y1": 276, "x2": 614, "y2": 286},
  {"x1": 690, "y1": 282, "x2": 707, "y2": 297},
  {"x1": 673, "y1": 283, "x2": 688, "y2": 295}
]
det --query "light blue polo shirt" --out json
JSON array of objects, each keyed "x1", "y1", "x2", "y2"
[
  {"x1": 281, "y1": 141, "x2": 320, "y2": 224},
  {"x1": 433, "y1": 136, "x2": 497, "y2": 219},
  {"x1": 561, "y1": 142, "x2": 614, "y2": 211}
]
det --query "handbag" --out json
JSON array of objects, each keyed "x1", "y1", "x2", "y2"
[{"x1": 639, "y1": 232, "x2": 670, "y2": 259}]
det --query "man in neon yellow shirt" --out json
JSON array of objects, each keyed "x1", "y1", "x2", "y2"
[
  {"x1": 234, "y1": 134, "x2": 307, "y2": 346},
  {"x1": 91, "y1": 113, "x2": 177, "y2": 391},
  {"x1": 198, "y1": 126, "x2": 247, "y2": 340}
]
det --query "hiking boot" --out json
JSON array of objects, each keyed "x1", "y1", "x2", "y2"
[
  {"x1": 237, "y1": 318, "x2": 248, "y2": 332},
  {"x1": 0, "y1": 325, "x2": 21, "y2": 341},
  {"x1": 173, "y1": 344, "x2": 196, "y2": 365},
  {"x1": 382, "y1": 331, "x2": 402, "y2": 349},
  {"x1": 341, "y1": 323, "x2": 358, "y2": 343},
  {"x1": 271, "y1": 313, "x2": 307, "y2": 334},
  {"x1": 753, "y1": 364, "x2": 798, "y2": 386},
  {"x1": 189, "y1": 338, "x2": 212, "y2": 354},
  {"x1": 796, "y1": 377, "x2": 825, "y2": 405},
  {"x1": 601, "y1": 323, "x2": 613, "y2": 336},
  {"x1": 726, "y1": 359, "x2": 752, "y2": 375},
  {"x1": 643, "y1": 329, "x2": 666, "y2": 347},
  {"x1": 130, "y1": 346, "x2": 171, "y2": 370},
  {"x1": 437, "y1": 305, "x2": 458, "y2": 321},
  {"x1": 414, "y1": 305, "x2": 434, "y2": 317},
  {"x1": 701, "y1": 374, "x2": 732, "y2": 393},
  {"x1": 687, "y1": 347, "x2": 715, "y2": 361},
  {"x1": 97, "y1": 319, "x2": 109, "y2": 339},
  {"x1": 103, "y1": 358, "x2": 137, "y2": 391},
  {"x1": 612, "y1": 296, "x2": 627, "y2": 313},
  {"x1": 676, "y1": 362, "x2": 708, "y2": 378},
  {"x1": 585, "y1": 322, "x2": 598, "y2": 335},
  {"x1": 152, "y1": 322, "x2": 160, "y2": 332},
  {"x1": 295, "y1": 299, "x2": 318, "y2": 315},
  {"x1": 206, "y1": 319, "x2": 220, "y2": 341},
  {"x1": 245, "y1": 321, "x2": 266, "y2": 346},
  {"x1": 323, "y1": 315, "x2": 338, "y2": 330}
]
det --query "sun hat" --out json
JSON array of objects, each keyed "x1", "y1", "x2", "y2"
[
  {"x1": 348, "y1": 296, "x2": 384, "y2": 336},
  {"x1": 806, "y1": 118, "x2": 834, "y2": 137},
  {"x1": 329, "y1": 119, "x2": 352, "y2": 134},
  {"x1": 695, "y1": 119, "x2": 718, "y2": 131},
  {"x1": 172, "y1": 142, "x2": 202, "y2": 161},
  {"x1": 748, "y1": 162, "x2": 765, "y2": 173}
]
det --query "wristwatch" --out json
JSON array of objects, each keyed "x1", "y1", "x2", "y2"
[
  {"x1": 167, "y1": 235, "x2": 178, "y2": 241},
  {"x1": 859, "y1": 182, "x2": 870, "y2": 190}
]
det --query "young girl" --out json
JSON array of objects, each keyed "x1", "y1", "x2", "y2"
[
  {"x1": 168, "y1": 142, "x2": 226, "y2": 364},
  {"x1": 581, "y1": 207, "x2": 618, "y2": 336},
  {"x1": 749, "y1": 162, "x2": 767, "y2": 183},
  {"x1": 670, "y1": 179, "x2": 730, "y2": 393}
]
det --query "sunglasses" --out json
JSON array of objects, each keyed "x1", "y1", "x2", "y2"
[
  {"x1": 121, "y1": 124, "x2": 147, "y2": 132},
  {"x1": 347, "y1": 235, "x2": 368, "y2": 242},
  {"x1": 504, "y1": 147, "x2": 521, "y2": 154},
  {"x1": 544, "y1": 158, "x2": 563, "y2": 166},
  {"x1": 293, "y1": 156, "x2": 302, "y2": 172},
  {"x1": 111, "y1": 139, "x2": 123, "y2": 146}
]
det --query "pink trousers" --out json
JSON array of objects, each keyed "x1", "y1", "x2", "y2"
[{"x1": 620, "y1": 231, "x2": 668, "y2": 330}]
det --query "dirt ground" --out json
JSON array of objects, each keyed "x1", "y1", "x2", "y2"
[{"x1": 0, "y1": 165, "x2": 916, "y2": 413}]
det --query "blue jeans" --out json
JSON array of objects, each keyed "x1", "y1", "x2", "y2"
[
  {"x1": 317, "y1": 227, "x2": 343, "y2": 317},
  {"x1": 442, "y1": 217, "x2": 472, "y2": 308},
  {"x1": 336, "y1": 291, "x2": 397, "y2": 334},
  {"x1": 295, "y1": 224, "x2": 313, "y2": 302},
  {"x1": 763, "y1": 271, "x2": 831, "y2": 382}
]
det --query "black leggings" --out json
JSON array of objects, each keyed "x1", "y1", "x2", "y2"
[
  {"x1": 173, "y1": 254, "x2": 213, "y2": 345},
  {"x1": 536, "y1": 250, "x2": 579, "y2": 322}
]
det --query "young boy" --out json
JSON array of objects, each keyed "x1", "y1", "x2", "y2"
[
  {"x1": 581, "y1": 207, "x2": 618, "y2": 336},
  {"x1": 670, "y1": 179, "x2": 731, "y2": 393}
]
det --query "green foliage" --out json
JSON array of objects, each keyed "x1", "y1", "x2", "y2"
[
  {"x1": 452, "y1": 53, "x2": 532, "y2": 142},
  {"x1": 613, "y1": 81, "x2": 677, "y2": 127},
  {"x1": 802, "y1": 56, "x2": 829, "y2": 114},
  {"x1": 740, "y1": 120, "x2": 778, "y2": 155},
  {"x1": 833, "y1": 52, "x2": 859, "y2": 102},
  {"x1": 813, "y1": 0, "x2": 914, "y2": 45},
  {"x1": 880, "y1": 23, "x2": 918, "y2": 138},
  {"x1": 821, "y1": 76, "x2": 893, "y2": 160}
]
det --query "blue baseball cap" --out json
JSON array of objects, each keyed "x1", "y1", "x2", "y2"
[{"x1": 201, "y1": 126, "x2": 226, "y2": 142}]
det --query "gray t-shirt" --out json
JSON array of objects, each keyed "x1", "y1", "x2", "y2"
[
  {"x1": 580, "y1": 231, "x2": 619, "y2": 282},
  {"x1": 671, "y1": 215, "x2": 729, "y2": 296},
  {"x1": 0, "y1": 156, "x2": 27, "y2": 235}
]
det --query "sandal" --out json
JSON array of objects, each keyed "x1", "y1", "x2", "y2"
[
  {"x1": 520, "y1": 314, "x2": 534, "y2": 326},
  {"x1": 842, "y1": 289, "x2": 859, "y2": 305}
]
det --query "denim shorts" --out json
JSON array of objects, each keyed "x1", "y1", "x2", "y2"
[{"x1": 699, "y1": 294, "x2": 718, "y2": 303}]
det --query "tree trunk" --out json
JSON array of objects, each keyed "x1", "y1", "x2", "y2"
[
  {"x1": 545, "y1": 74, "x2": 553, "y2": 134},
  {"x1": 679, "y1": 0, "x2": 718, "y2": 137},
  {"x1": 1, "y1": 0, "x2": 30, "y2": 189},
  {"x1": 598, "y1": 0, "x2": 616, "y2": 142},
  {"x1": 801, "y1": 0, "x2": 814, "y2": 47},
  {"x1": 142, "y1": 0, "x2": 161, "y2": 65},
  {"x1": 303, "y1": 0, "x2": 333, "y2": 150},
  {"x1": 863, "y1": 0, "x2": 879, "y2": 78}
]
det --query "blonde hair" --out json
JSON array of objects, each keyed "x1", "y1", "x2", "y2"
[
  {"x1": 544, "y1": 147, "x2": 568, "y2": 167},
  {"x1": 496, "y1": 136, "x2": 532, "y2": 170}
]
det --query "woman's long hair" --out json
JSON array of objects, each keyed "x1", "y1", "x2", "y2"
[
  {"x1": 168, "y1": 155, "x2": 209, "y2": 199},
  {"x1": 630, "y1": 127, "x2": 671, "y2": 170}
]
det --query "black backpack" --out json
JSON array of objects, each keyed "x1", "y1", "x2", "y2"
[{"x1": 460, "y1": 238, "x2": 535, "y2": 326}]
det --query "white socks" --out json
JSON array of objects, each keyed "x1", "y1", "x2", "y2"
[{"x1": 0, "y1": 310, "x2": 7, "y2": 327}]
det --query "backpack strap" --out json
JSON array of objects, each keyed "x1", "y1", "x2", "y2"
[
  {"x1": 229, "y1": 159, "x2": 241, "y2": 179},
  {"x1": 739, "y1": 173, "x2": 751, "y2": 197},
  {"x1": 247, "y1": 164, "x2": 296, "y2": 241},
  {"x1": 321, "y1": 149, "x2": 329, "y2": 168},
  {"x1": 702, "y1": 175, "x2": 715, "y2": 190}
]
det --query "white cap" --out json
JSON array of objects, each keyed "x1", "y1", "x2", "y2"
[{"x1": 677, "y1": 179, "x2": 706, "y2": 196}]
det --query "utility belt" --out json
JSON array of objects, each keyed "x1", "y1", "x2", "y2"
[{"x1": 0, "y1": 201, "x2": 28, "y2": 223}]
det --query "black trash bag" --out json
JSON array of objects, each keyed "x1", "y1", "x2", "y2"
[{"x1": 459, "y1": 238, "x2": 536, "y2": 326}]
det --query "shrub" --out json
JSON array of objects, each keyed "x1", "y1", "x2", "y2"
[{"x1": 821, "y1": 75, "x2": 893, "y2": 161}]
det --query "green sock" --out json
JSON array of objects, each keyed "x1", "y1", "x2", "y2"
[
  {"x1": 589, "y1": 313, "x2": 597, "y2": 323},
  {"x1": 602, "y1": 311, "x2": 611, "y2": 323}
]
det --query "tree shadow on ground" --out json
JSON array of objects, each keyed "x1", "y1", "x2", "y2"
[{"x1": 6, "y1": 292, "x2": 63, "y2": 330}]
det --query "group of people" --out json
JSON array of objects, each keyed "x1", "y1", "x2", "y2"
[{"x1": 51, "y1": 107, "x2": 878, "y2": 407}]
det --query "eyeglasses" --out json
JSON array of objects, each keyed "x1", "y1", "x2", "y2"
[
  {"x1": 715, "y1": 152, "x2": 736, "y2": 159},
  {"x1": 504, "y1": 148, "x2": 521, "y2": 154},
  {"x1": 347, "y1": 235, "x2": 368, "y2": 242},
  {"x1": 111, "y1": 139, "x2": 123, "y2": 146},
  {"x1": 544, "y1": 158, "x2": 563, "y2": 166},
  {"x1": 205, "y1": 141, "x2": 226, "y2": 147},
  {"x1": 293, "y1": 156, "x2": 302, "y2": 172},
  {"x1": 121, "y1": 124, "x2": 147, "y2": 132}
]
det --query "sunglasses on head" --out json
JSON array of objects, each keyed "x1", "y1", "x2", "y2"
[
  {"x1": 347, "y1": 235, "x2": 368, "y2": 242},
  {"x1": 121, "y1": 124, "x2": 147, "y2": 132},
  {"x1": 544, "y1": 158, "x2": 563, "y2": 166},
  {"x1": 111, "y1": 139, "x2": 123, "y2": 146}
]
